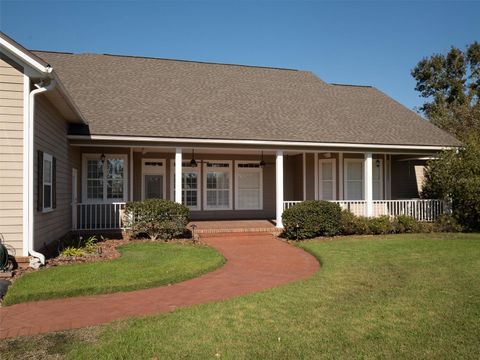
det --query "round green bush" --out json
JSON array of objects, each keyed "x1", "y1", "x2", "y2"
[
  {"x1": 340, "y1": 209, "x2": 358, "y2": 235},
  {"x1": 368, "y1": 216, "x2": 393, "y2": 235},
  {"x1": 392, "y1": 215, "x2": 420, "y2": 233},
  {"x1": 282, "y1": 200, "x2": 342, "y2": 240},
  {"x1": 124, "y1": 199, "x2": 190, "y2": 240}
]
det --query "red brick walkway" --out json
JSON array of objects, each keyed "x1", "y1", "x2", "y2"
[{"x1": 0, "y1": 233, "x2": 319, "y2": 339}]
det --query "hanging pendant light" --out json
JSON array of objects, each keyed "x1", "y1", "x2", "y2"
[
  {"x1": 190, "y1": 149, "x2": 198, "y2": 167},
  {"x1": 259, "y1": 151, "x2": 266, "y2": 168}
]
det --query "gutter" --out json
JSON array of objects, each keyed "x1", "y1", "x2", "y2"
[{"x1": 27, "y1": 80, "x2": 56, "y2": 265}]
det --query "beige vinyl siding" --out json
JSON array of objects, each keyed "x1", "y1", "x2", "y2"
[
  {"x1": 33, "y1": 96, "x2": 72, "y2": 249},
  {"x1": 0, "y1": 57, "x2": 24, "y2": 255}
]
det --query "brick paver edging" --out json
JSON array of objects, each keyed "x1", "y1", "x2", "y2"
[{"x1": 0, "y1": 233, "x2": 319, "y2": 339}]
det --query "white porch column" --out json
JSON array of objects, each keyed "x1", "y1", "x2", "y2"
[
  {"x1": 129, "y1": 147, "x2": 134, "y2": 201},
  {"x1": 175, "y1": 148, "x2": 182, "y2": 204},
  {"x1": 302, "y1": 153, "x2": 306, "y2": 201},
  {"x1": 276, "y1": 150, "x2": 284, "y2": 228},
  {"x1": 338, "y1": 152, "x2": 344, "y2": 200},
  {"x1": 364, "y1": 152, "x2": 373, "y2": 216}
]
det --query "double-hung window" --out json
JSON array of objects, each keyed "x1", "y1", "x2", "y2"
[
  {"x1": 203, "y1": 161, "x2": 232, "y2": 210},
  {"x1": 344, "y1": 159, "x2": 364, "y2": 200},
  {"x1": 235, "y1": 161, "x2": 263, "y2": 210},
  {"x1": 83, "y1": 154, "x2": 127, "y2": 202},
  {"x1": 171, "y1": 160, "x2": 201, "y2": 210},
  {"x1": 318, "y1": 158, "x2": 336, "y2": 200},
  {"x1": 344, "y1": 158, "x2": 383, "y2": 200}
]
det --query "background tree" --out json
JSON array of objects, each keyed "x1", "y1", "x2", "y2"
[
  {"x1": 413, "y1": 42, "x2": 480, "y2": 230},
  {"x1": 412, "y1": 42, "x2": 480, "y2": 140}
]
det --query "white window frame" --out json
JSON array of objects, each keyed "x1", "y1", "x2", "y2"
[
  {"x1": 170, "y1": 159, "x2": 201, "y2": 211},
  {"x1": 42, "y1": 152, "x2": 53, "y2": 212},
  {"x1": 344, "y1": 158, "x2": 364, "y2": 200},
  {"x1": 235, "y1": 161, "x2": 263, "y2": 210},
  {"x1": 141, "y1": 159, "x2": 166, "y2": 200},
  {"x1": 318, "y1": 158, "x2": 336, "y2": 200},
  {"x1": 203, "y1": 160, "x2": 233, "y2": 211},
  {"x1": 81, "y1": 153, "x2": 128, "y2": 203}
]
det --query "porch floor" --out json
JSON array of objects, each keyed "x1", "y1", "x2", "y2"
[{"x1": 187, "y1": 220, "x2": 279, "y2": 234}]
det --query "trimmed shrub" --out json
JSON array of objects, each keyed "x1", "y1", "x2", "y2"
[
  {"x1": 434, "y1": 214, "x2": 463, "y2": 233},
  {"x1": 353, "y1": 216, "x2": 372, "y2": 235},
  {"x1": 282, "y1": 200, "x2": 342, "y2": 240},
  {"x1": 340, "y1": 210, "x2": 358, "y2": 235},
  {"x1": 392, "y1": 215, "x2": 420, "y2": 233},
  {"x1": 368, "y1": 216, "x2": 393, "y2": 235},
  {"x1": 340, "y1": 210, "x2": 371, "y2": 235},
  {"x1": 124, "y1": 199, "x2": 190, "y2": 240},
  {"x1": 418, "y1": 222, "x2": 434, "y2": 233}
]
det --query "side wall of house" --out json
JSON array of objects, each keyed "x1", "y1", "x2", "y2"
[
  {"x1": 391, "y1": 155, "x2": 427, "y2": 199},
  {"x1": 0, "y1": 56, "x2": 24, "y2": 255},
  {"x1": 33, "y1": 96, "x2": 73, "y2": 250}
]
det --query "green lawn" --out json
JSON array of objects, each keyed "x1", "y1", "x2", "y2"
[
  {"x1": 2, "y1": 241, "x2": 224, "y2": 306},
  {"x1": 2, "y1": 233, "x2": 480, "y2": 359}
]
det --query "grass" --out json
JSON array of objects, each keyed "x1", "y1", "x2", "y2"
[
  {"x1": 2, "y1": 233, "x2": 480, "y2": 359},
  {"x1": 2, "y1": 241, "x2": 224, "y2": 306}
]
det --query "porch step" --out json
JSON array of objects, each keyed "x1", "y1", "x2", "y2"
[
  {"x1": 193, "y1": 227, "x2": 282, "y2": 235},
  {"x1": 198, "y1": 231, "x2": 279, "y2": 240}
]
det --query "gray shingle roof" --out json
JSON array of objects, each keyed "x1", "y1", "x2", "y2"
[{"x1": 33, "y1": 50, "x2": 459, "y2": 147}]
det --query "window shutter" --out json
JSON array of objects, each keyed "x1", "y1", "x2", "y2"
[
  {"x1": 37, "y1": 150, "x2": 43, "y2": 211},
  {"x1": 52, "y1": 157, "x2": 57, "y2": 209}
]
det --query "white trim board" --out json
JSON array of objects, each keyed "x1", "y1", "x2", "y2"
[
  {"x1": 67, "y1": 134, "x2": 452, "y2": 151},
  {"x1": 22, "y1": 74, "x2": 29, "y2": 256},
  {"x1": 0, "y1": 37, "x2": 52, "y2": 75}
]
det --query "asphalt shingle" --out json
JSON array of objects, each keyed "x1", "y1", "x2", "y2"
[{"x1": 33, "y1": 50, "x2": 459, "y2": 147}]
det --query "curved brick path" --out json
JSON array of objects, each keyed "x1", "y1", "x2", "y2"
[{"x1": 0, "y1": 232, "x2": 319, "y2": 339}]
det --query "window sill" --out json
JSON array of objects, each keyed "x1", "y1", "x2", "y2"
[{"x1": 42, "y1": 208, "x2": 54, "y2": 214}]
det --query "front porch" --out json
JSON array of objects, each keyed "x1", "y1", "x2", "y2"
[{"x1": 70, "y1": 146, "x2": 444, "y2": 231}]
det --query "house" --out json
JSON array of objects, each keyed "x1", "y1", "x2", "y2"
[{"x1": 0, "y1": 32, "x2": 459, "y2": 265}]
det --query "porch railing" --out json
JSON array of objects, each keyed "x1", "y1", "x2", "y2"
[
  {"x1": 283, "y1": 199, "x2": 445, "y2": 221},
  {"x1": 72, "y1": 202, "x2": 127, "y2": 230}
]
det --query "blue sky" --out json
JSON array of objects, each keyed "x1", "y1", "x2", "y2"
[{"x1": 0, "y1": 1, "x2": 478, "y2": 111}]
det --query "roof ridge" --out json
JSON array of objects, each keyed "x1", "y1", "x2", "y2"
[
  {"x1": 330, "y1": 83, "x2": 372, "y2": 88},
  {"x1": 99, "y1": 52, "x2": 300, "y2": 72},
  {"x1": 34, "y1": 49, "x2": 300, "y2": 72},
  {"x1": 31, "y1": 49, "x2": 74, "y2": 55}
]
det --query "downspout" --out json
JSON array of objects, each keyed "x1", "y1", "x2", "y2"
[{"x1": 27, "y1": 80, "x2": 56, "y2": 265}]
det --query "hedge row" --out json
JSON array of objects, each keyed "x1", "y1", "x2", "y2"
[{"x1": 282, "y1": 200, "x2": 462, "y2": 240}]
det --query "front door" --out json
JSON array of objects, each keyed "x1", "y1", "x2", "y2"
[
  {"x1": 142, "y1": 159, "x2": 166, "y2": 200},
  {"x1": 144, "y1": 174, "x2": 164, "y2": 199}
]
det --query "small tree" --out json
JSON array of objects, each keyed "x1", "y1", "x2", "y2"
[{"x1": 422, "y1": 135, "x2": 480, "y2": 231}]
